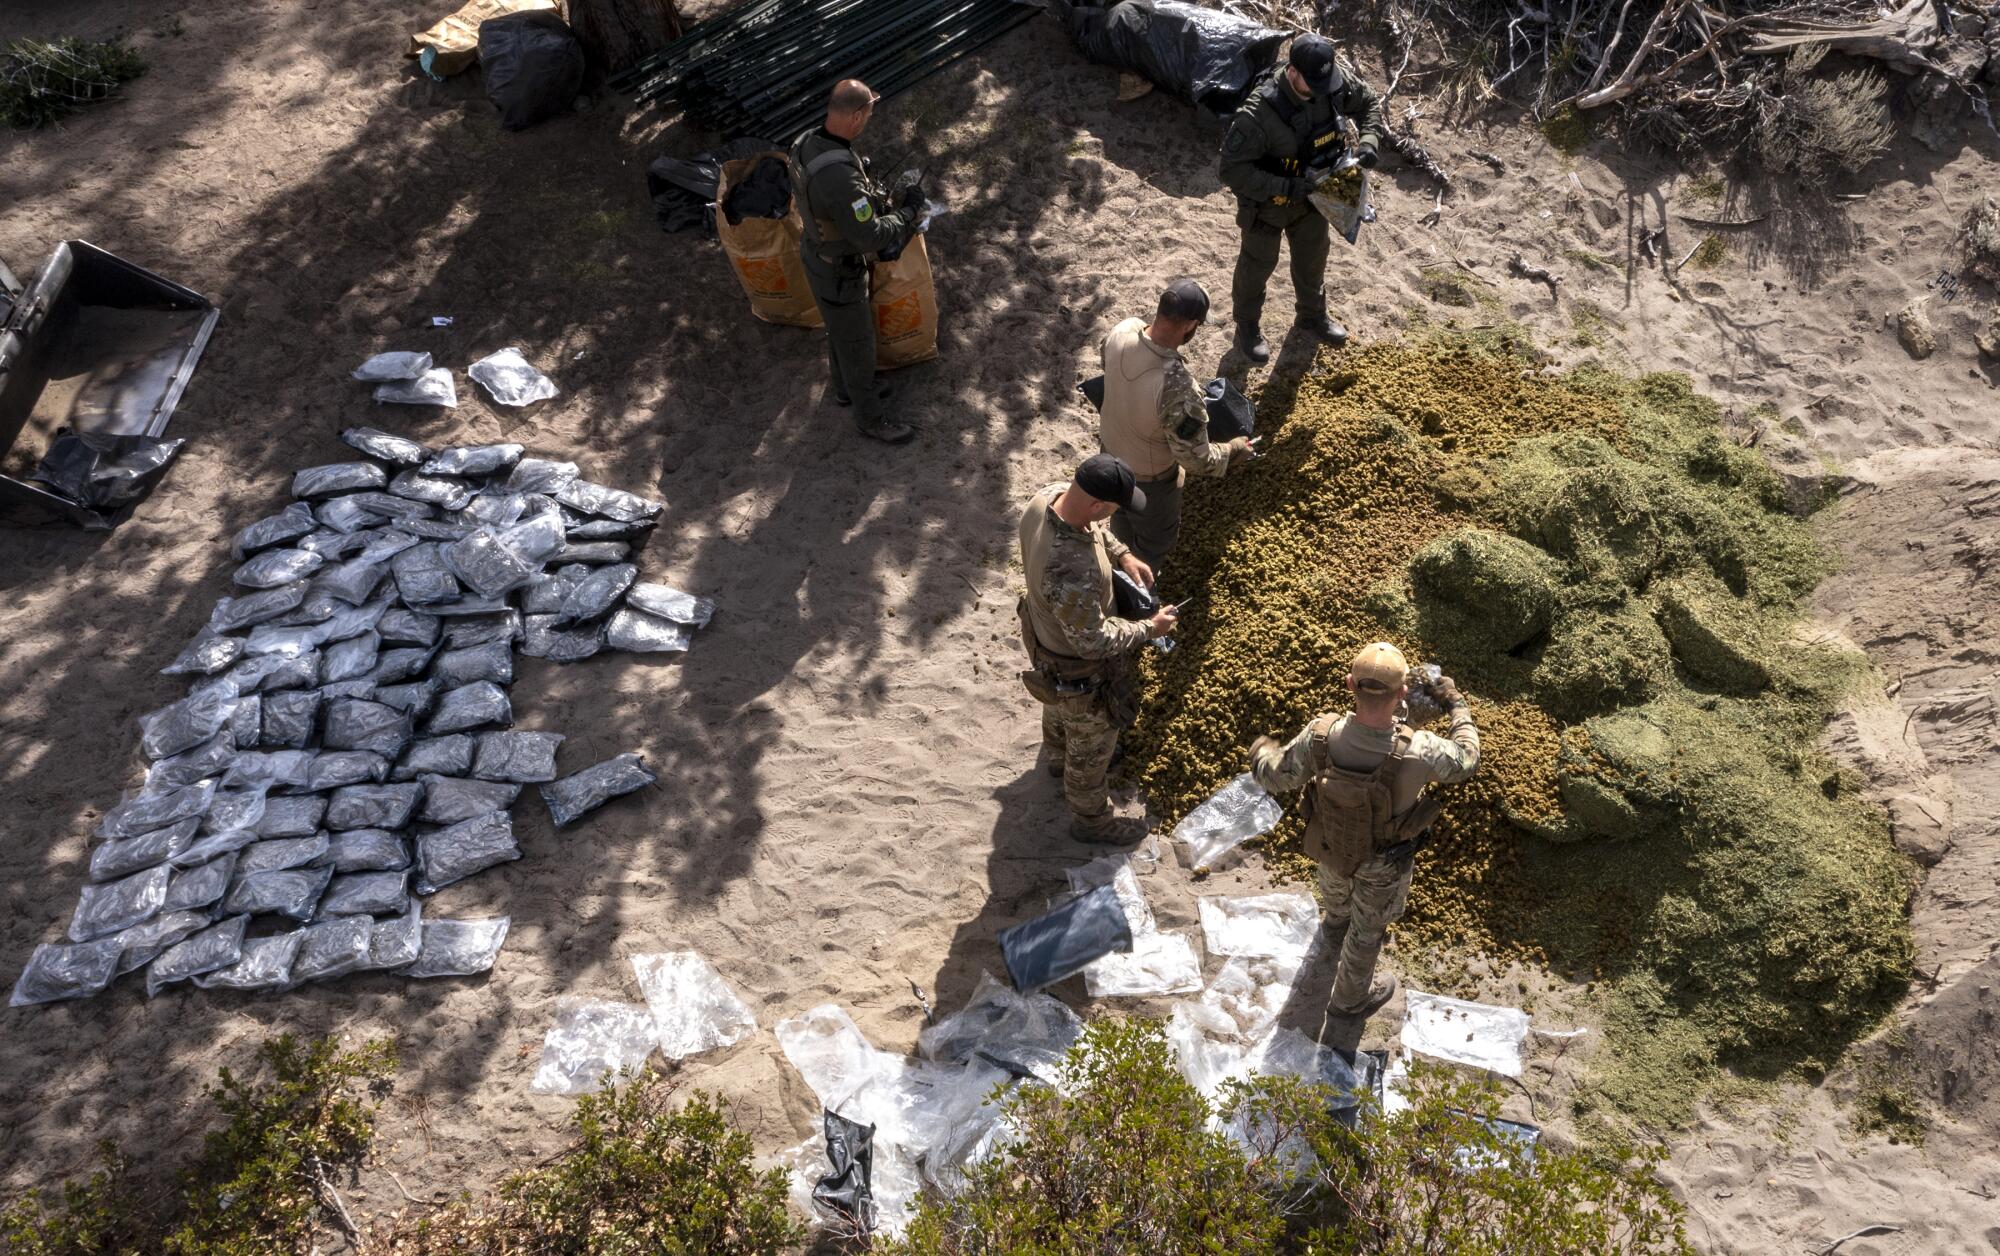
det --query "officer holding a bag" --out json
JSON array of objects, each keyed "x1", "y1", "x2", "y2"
[
  {"x1": 1018, "y1": 454, "x2": 1181, "y2": 844},
  {"x1": 1218, "y1": 34, "x2": 1385, "y2": 364},
  {"x1": 1248, "y1": 642, "x2": 1479, "y2": 1020},
  {"x1": 1097, "y1": 278, "x2": 1255, "y2": 571},
  {"x1": 790, "y1": 78, "x2": 926, "y2": 446}
]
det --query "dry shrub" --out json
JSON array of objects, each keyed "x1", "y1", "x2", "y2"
[{"x1": 1755, "y1": 46, "x2": 1893, "y2": 190}]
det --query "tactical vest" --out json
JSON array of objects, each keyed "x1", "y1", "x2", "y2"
[
  {"x1": 1302, "y1": 722, "x2": 1443, "y2": 876},
  {"x1": 1016, "y1": 485, "x2": 1113, "y2": 681},
  {"x1": 1098, "y1": 318, "x2": 1178, "y2": 481},
  {"x1": 1253, "y1": 80, "x2": 1350, "y2": 180},
  {"x1": 788, "y1": 131, "x2": 867, "y2": 265}
]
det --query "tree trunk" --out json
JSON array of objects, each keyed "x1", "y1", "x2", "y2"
[{"x1": 565, "y1": 0, "x2": 682, "y2": 75}]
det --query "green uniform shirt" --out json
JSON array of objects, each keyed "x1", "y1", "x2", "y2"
[
  {"x1": 789, "y1": 127, "x2": 916, "y2": 269},
  {"x1": 1218, "y1": 67, "x2": 1385, "y2": 215}
]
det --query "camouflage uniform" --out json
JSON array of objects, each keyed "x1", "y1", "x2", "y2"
[
  {"x1": 1252, "y1": 704, "x2": 1479, "y2": 1008},
  {"x1": 1017, "y1": 482, "x2": 1151, "y2": 826},
  {"x1": 1097, "y1": 317, "x2": 1249, "y2": 569}
]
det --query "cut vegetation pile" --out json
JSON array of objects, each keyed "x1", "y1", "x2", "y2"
[{"x1": 1130, "y1": 338, "x2": 1914, "y2": 1126}]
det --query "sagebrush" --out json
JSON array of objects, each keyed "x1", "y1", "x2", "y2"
[{"x1": 0, "y1": 38, "x2": 146, "y2": 129}]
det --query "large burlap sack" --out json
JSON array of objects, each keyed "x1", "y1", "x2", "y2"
[
  {"x1": 871, "y1": 235, "x2": 939, "y2": 369},
  {"x1": 408, "y1": 0, "x2": 557, "y2": 77},
  {"x1": 715, "y1": 154, "x2": 823, "y2": 329}
]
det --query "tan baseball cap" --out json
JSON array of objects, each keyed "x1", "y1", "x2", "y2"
[{"x1": 1350, "y1": 642, "x2": 1409, "y2": 693}]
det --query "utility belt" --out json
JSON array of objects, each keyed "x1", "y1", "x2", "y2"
[{"x1": 1133, "y1": 467, "x2": 1180, "y2": 486}]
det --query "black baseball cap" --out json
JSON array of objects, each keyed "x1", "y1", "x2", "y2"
[
  {"x1": 1158, "y1": 277, "x2": 1209, "y2": 324},
  {"x1": 1289, "y1": 34, "x2": 1342, "y2": 94},
  {"x1": 1075, "y1": 453, "x2": 1146, "y2": 512}
]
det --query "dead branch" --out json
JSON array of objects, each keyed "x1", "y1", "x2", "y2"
[
  {"x1": 310, "y1": 1158, "x2": 362, "y2": 1243},
  {"x1": 1467, "y1": 149, "x2": 1507, "y2": 172},
  {"x1": 1814, "y1": 1224, "x2": 1904, "y2": 1255},
  {"x1": 1509, "y1": 251, "x2": 1563, "y2": 296},
  {"x1": 1673, "y1": 233, "x2": 1712, "y2": 268},
  {"x1": 1745, "y1": 0, "x2": 1941, "y2": 71},
  {"x1": 1676, "y1": 212, "x2": 1766, "y2": 227}
]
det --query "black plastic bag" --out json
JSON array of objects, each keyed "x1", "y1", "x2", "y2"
[
  {"x1": 1203, "y1": 376, "x2": 1255, "y2": 442},
  {"x1": 722, "y1": 155, "x2": 794, "y2": 225},
  {"x1": 998, "y1": 883, "x2": 1135, "y2": 991},
  {"x1": 31, "y1": 431, "x2": 186, "y2": 514},
  {"x1": 479, "y1": 11, "x2": 585, "y2": 132},
  {"x1": 813, "y1": 1110, "x2": 877, "y2": 1234},
  {"x1": 644, "y1": 138, "x2": 768, "y2": 236},
  {"x1": 1112, "y1": 569, "x2": 1157, "y2": 620},
  {"x1": 1067, "y1": 0, "x2": 1285, "y2": 113}
]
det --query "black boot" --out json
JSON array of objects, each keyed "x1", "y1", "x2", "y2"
[
  {"x1": 1298, "y1": 311, "x2": 1348, "y2": 346},
  {"x1": 1235, "y1": 324, "x2": 1270, "y2": 364},
  {"x1": 857, "y1": 416, "x2": 916, "y2": 445}
]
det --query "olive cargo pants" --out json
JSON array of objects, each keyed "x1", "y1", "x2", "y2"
[
  {"x1": 1318, "y1": 850, "x2": 1413, "y2": 1011},
  {"x1": 803, "y1": 261, "x2": 885, "y2": 425},
  {"x1": 1230, "y1": 207, "x2": 1330, "y2": 331},
  {"x1": 1042, "y1": 699, "x2": 1118, "y2": 822},
  {"x1": 1107, "y1": 474, "x2": 1183, "y2": 572}
]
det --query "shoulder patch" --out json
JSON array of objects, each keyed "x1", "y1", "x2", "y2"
[
  {"x1": 1224, "y1": 127, "x2": 1250, "y2": 154},
  {"x1": 852, "y1": 197, "x2": 873, "y2": 222}
]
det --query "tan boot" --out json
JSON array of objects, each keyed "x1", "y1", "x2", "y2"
[
  {"x1": 1328, "y1": 934, "x2": 1398, "y2": 1019},
  {"x1": 1069, "y1": 812, "x2": 1147, "y2": 845}
]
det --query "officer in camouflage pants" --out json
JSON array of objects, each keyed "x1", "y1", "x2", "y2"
[{"x1": 1017, "y1": 454, "x2": 1180, "y2": 843}]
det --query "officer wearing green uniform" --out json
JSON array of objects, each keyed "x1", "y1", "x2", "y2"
[
  {"x1": 1218, "y1": 34, "x2": 1385, "y2": 364},
  {"x1": 790, "y1": 79, "x2": 926, "y2": 445}
]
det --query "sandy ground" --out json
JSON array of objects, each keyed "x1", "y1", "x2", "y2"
[{"x1": 2, "y1": 1, "x2": 1998, "y2": 1250}]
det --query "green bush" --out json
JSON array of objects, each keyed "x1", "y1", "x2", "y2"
[
  {"x1": 390, "y1": 1068, "x2": 800, "y2": 1255},
  {"x1": 0, "y1": 38, "x2": 146, "y2": 129},
  {"x1": 887, "y1": 1018, "x2": 1282, "y2": 1254},
  {"x1": 886, "y1": 1021, "x2": 1692, "y2": 1256},
  {"x1": 0, "y1": 1143, "x2": 148, "y2": 1256},
  {"x1": 163, "y1": 1034, "x2": 396, "y2": 1255}
]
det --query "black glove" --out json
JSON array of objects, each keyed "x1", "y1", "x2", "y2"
[
  {"x1": 892, "y1": 170, "x2": 925, "y2": 213},
  {"x1": 1285, "y1": 177, "x2": 1314, "y2": 202},
  {"x1": 1357, "y1": 148, "x2": 1379, "y2": 170}
]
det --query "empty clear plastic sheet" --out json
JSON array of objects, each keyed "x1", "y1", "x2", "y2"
[
  {"x1": 625, "y1": 582, "x2": 715, "y2": 628},
  {"x1": 1197, "y1": 893, "x2": 1320, "y2": 961},
  {"x1": 467, "y1": 349, "x2": 556, "y2": 407},
  {"x1": 918, "y1": 970, "x2": 1081, "y2": 1082},
  {"x1": 1401, "y1": 991, "x2": 1530, "y2": 1078},
  {"x1": 540, "y1": 753, "x2": 654, "y2": 827},
  {"x1": 414, "y1": 811, "x2": 519, "y2": 893},
  {"x1": 10, "y1": 938, "x2": 124, "y2": 1007},
  {"x1": 531, "y1": 998, "x2": 660, "y2": 1095},
  {"x1": 1172, "y1": 774, "x2": 1285, "y2": 873},
  {"x1": 145, "y1": 915, "x2": 248, "y2": 997},
  {"x1": 631, "y1": 951, "x2": 758, "y2": 1060},
  {"x1": 400, "y1": 917, "x2": 509, "y2": 978}
]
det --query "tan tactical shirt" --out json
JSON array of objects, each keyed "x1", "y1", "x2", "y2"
[
  {"x1": 1252, "y1": 706, "x2": 1480, "y2": 816},
  {"x1": 1018, "y1": 483, "x2": 1151, "y2": 662},
  {"x1": 1098, "y1": 318, "x2": 1237, "y2": 482}
]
